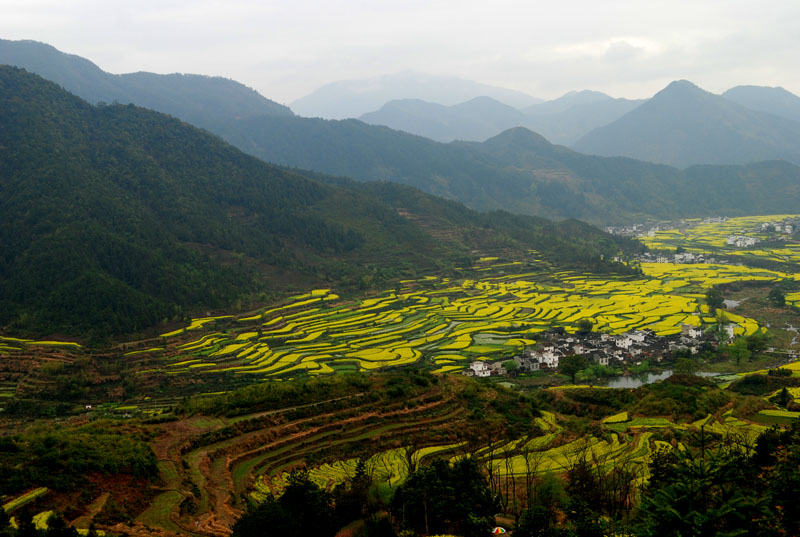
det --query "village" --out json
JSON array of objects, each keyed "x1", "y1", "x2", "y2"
[
  {"x1": 463, "y1": 323, "x2": 720, "y2": 378},
  {"x1": 607, "y1": 216, "x2": 799, "y2": 242}
]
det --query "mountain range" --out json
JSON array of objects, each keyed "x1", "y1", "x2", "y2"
[
  {"x1": 359, "y1": 91, "x2": 644, "y2": 145},
  {"x1": 0, "y1": 66, "x2": 637, "y2": 339},
  {"x1": 290, "y1": 71, "x2": 541, "y2": 119},
  {"x1": 2, "y1": 39, "x2": 800, "y2": 225}
]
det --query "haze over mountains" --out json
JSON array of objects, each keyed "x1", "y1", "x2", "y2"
[
  {"x1": 289, "y1": 71, "x2": 542, "y2": 119},
  {"x1": 722, "y1": 85, "x2": 800, "y2": 123},
  {"x1": 359, "y1": 91, "x2": 645, "y2": 145}
]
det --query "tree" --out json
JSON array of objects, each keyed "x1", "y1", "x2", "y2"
[
  {"x1": 44, "y1": 513, "x2": 78, "y2": 537},
  {"x1": 673, "y1": 357, "x2": 698, "y2": 375},
  {"x1": 636, "y1": 447, "x2": 768, "y2": 537},
  {"x1": 560, "y1": 354, "x2": 588, "y2": 384},
  {"x1": 503, "y1": 359, "x2": 519, "y2": 375},
  {"x1": 705, "y1": 288, "x2": 724, "y2": 313},
  {"x1": 577, "y1": 318, "x2": 594, "y2": 333},
  {"x1": 726, "y1": 338, "x2": 751, "y2": 366},
  {"x1": 391, "y1": 458, "x2": 497, "y2": 537},
  {"x1": 767, "y1": 287, "x2": 785, "y2": 307},
  {"x1": 231, "y1": 468, "x2": 336, "y2": 537},
  {"x1": 776, "y1": 387, "x2": 791, "y2": 408}
]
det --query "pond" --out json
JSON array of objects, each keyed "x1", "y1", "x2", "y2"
[{"x1": 601, "y1": 370, "x2": 720, "y2": 389}]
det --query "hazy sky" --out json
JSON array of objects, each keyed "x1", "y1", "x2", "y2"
[{"x1": 2, "y1": 0, "x2": 799, "y2": 105}]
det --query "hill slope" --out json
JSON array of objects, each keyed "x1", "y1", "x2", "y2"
[
  {"x1": 215, "y1": 109, "x2": 800, "y2": 223},
  {"x1": 0, "y1": 38, "x2": 293, "y2": 131},
  {"x1": 0, "y1": 66, "x2": 636, "y2": 339},
  {"x1": 574, "y1": 80, "x2": 800, "y2": 167}
]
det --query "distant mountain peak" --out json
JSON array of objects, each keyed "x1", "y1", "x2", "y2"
[
  {"x1": 484, "y1": 126, "x2": 553, "y2": 149},
  {"x1": 524, "y1": 89, "x2": 612, "y2": 116},
  {"x1": 573, "y1": 79, "x2": 800, "y2": 168},
  {"x1": 665, "y1": 79, "x2": 700, "y2": 89},
  {"x1": 561, "y1": 89, "x2": 611, "y2": 99},
  {"x1": 291, "y1": 71, "x2": 541, "y2": 119},
  {"x1": 655, "y1": 79, "x2": 706, "y2": 97}
]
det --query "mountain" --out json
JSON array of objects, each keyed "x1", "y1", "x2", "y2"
[
  {"x1": 290, "y1": 71, "x2": 541, "y2": 119},
  {"x1": 723, "y1": 85, "x2": 800, "y2": 123},
  {"x1": 359, "y1": 96, "x2": 526, "y2": 142},
  {"x1": 0, "y1": 38, "x2": 293, "y2": 131},
  {"x1": 523, "y1": 90, "x2": 613, "y2": 115},
  {"x1": 359, "y1": 91, "x2": 644, "y2": 145},
  {"x1": 214, "y1": 106, "x2": 800, "y2": 224},
  {"x1": 524, "y1": 97, "x2": 645, "y2": 145},
  {"x1": 0, "y1": 66, "x2": 635, "y2": 339},
  {"x1": 573, "y1": 80, "x2": 800, "y2": 167},
  {"x1": 5, "y1": 42, "x2": 800, "y2": 225}
]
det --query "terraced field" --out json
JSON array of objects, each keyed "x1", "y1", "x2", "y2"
[
  {"x1": 127, "y1": 376, "x2": 522, "y2": 536},
  {"x1": 110, "y1": 375, "x2": 763, "y2": 537},
  {"x1": 124, "y1": 260, "x2": 791, "y2": 380},
  {"x1": 3, "y1": 254, "x2": 793, "y2": 403}
]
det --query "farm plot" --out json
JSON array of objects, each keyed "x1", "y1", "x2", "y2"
[{"x1": 641, "y1": 215, "x2": 800, "y2": 266}]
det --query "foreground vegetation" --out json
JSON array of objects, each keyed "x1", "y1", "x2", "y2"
[{"x1": 2, "y1": 368, "x2": 799, "y2": 536}]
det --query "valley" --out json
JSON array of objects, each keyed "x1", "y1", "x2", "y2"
[
  {"x1": 2, "y1": 215, "x2": 800, "y2": 536},
  {"x1": 2, "y1": 38, "x2": 800, "y2": 537}
]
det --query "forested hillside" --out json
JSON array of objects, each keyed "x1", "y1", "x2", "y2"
[
  {"x1": 220, "y1": 113, "x2": 800, "y2": 223},
  {"x1": 4, "y1": 41, "x2": 800, "y2": 224},
  {"x1": 0, "y1": 67, "x2": 638, "y2": 340}
]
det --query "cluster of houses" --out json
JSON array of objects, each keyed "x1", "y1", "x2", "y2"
[
  {"x1": 635, "y1": 251, "x2": 719, "y2": 265},
  {"x1": 463, "y1": 324, "x2": 718, "y2": 377},
  {"x1": 760, "y1": 218, "x2": 798, "y2": 235},
  {"x1": 726, "y1": 235, "x2": 761, "y2": 248},
  {"x1": 605, "y1": 217, "x2": 728, "y2": 239},
  {"x1": 608, "y1": 216, "x2": 798, "y2": 244}
]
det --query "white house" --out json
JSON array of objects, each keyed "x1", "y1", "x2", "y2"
[{"x1": 469, "y1": 361, "x2": 491, "y2": 377}]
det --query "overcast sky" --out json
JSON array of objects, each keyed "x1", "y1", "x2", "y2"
[{"x1": 2, "y1": 0, "x2": 799, "y2": 105}]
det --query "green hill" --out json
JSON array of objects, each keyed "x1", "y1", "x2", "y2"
[{"x1": 0, "y1": 66, "x2": 637, "y2": 340}]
